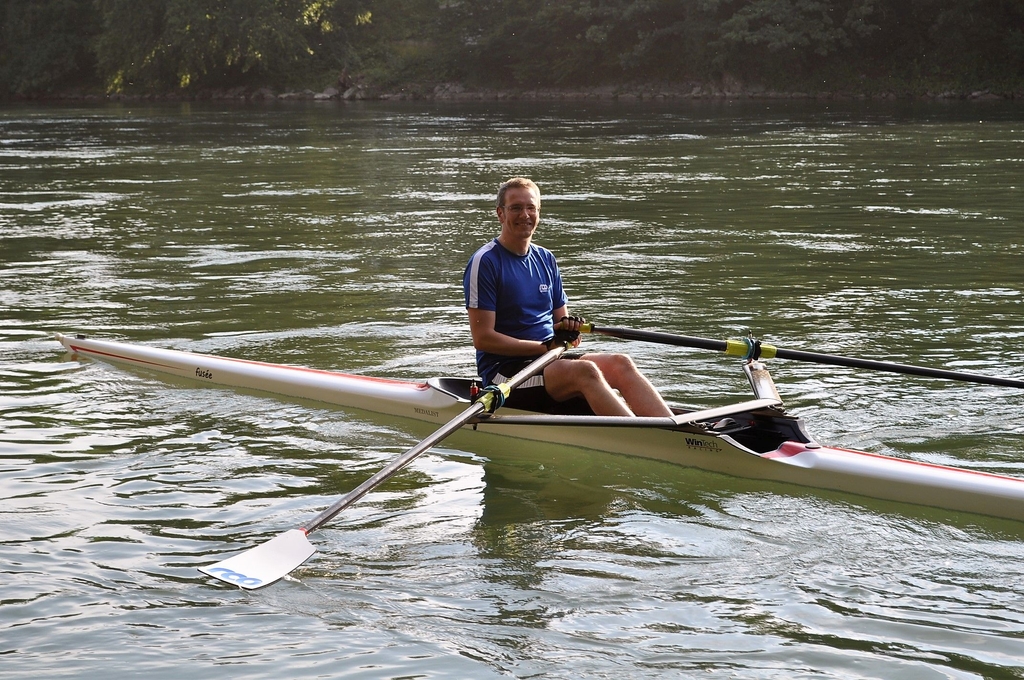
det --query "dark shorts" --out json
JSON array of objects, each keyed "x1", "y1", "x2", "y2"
[{"x1": 490, "y1": 355, "x2": 593, "y2": 415}]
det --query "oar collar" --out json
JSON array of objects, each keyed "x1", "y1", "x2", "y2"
[{"x1": 725, "y1": 336, "x2": 778, "y2": 361}]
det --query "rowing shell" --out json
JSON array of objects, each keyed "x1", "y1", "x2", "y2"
[{"x1": 55, "y1": 333, "x2": 1024, "y2": 522}]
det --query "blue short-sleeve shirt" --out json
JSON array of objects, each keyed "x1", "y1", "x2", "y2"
[{"x1": 464, "y1": 238, "x2": 567, "y2": 384}]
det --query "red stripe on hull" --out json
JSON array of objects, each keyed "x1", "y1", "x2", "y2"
[
  {"x1": 67, "y1": 344, "x2": 178, "y2": 371},
  {"x1": 767, "y1": 441, "x2": 1024, "y2": 484}
]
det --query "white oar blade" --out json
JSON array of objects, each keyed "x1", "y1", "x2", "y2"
[{"x1": 199, "y1": 528, "x2": 316, "y2": 590}]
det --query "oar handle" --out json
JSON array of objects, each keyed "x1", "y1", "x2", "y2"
[{"x1": 580, "y1": 324, "x2": 729, "y2": 353}]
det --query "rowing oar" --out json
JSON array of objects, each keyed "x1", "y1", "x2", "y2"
[
  {"x1": 199, "y1": 345, "x2": 567, "y2": 589},
  {"x1": 581, "y1": 324, "x2": 1024, "y2": 389}
]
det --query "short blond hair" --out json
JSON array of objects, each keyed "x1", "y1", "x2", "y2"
[{"x1": 497, "y1": 177, "x2": 539, "y2": 207}]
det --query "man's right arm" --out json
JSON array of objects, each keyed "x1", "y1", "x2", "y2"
[{"x1": 467, "y1": 307, "x2": 547, "y2": 356}]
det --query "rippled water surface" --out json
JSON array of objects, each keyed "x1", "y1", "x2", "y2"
[{"x1": 2, "y1": 100, "x2": 1024, "y2": 678}]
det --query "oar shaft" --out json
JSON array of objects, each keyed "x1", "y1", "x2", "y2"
[
  {"x1": 302, "y1": 346, "x2": 566, "y2": 534},
  {"x1": 303, "y1": 403, "x2": 484, "y2": 533},
  {"x1": 584, "y1": 324, "x2": 1024, "y2": 389},
  {"x1": 771, "y1": 347, "x2": 1024, "y2": 389},
  {"x1": 583, "y1": 325, "x2": 728, "y2": 353}
]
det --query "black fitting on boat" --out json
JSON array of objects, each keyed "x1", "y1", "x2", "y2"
[{"x1": 476, "y1": 384, "x2": 506, "y2": 412}]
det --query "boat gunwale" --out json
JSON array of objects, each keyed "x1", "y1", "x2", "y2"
[{"x1": 58, "y1": 333, "x2": 432, "y2": 390}]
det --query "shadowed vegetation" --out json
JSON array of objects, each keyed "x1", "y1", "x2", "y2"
[{"x1": 2, "y1": 0, "x2": 1022, "y2": 98}]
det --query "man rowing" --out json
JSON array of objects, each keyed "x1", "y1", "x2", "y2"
[{"x1": 463, "y1": 177, "x2": 673, "y2": 417}]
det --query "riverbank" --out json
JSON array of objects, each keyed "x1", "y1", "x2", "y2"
[
  {"x1": 17, "y1": 79, "x2": 1022, "y2": 104},
  {"x1": 414, "y1": 82, "x2": 1017, "y2": 102}
]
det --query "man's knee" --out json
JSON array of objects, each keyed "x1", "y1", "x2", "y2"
[
  {"x1": 564, "y1": 357, "x2": 605, "y2": 385},
  {"x1": 545, "y1": 357, "x2": 604, "y2": 395},
  {"x1": 590, "y1": 353, "x2": 637, "y2": 381}
]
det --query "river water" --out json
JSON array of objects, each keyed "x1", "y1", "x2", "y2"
[{"x1": 2, "y1": 100, "x2": 1023, "y2": 678}]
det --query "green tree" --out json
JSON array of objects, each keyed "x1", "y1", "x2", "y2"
[
  {"x1": 711, "y1": 0, "x2": 880, "y2": 80},
  {"x1": 435, "y1": 1, "x2": 751, "y2": 87},
  {"x1": 93, "y1": 0, "x2": 365, "y2": 93},
  {"x1": 855, "y1": 0, "x2": 1024, "y2": 86},
  {"x1": 717, "y1": 0, "x2": 878, "y2": 54},
  {"x1": 2, "y1": 0, "x2": 1022, "y2": 98},
  {"x1": 436, "y1": 0, "x2": 701, "y2": 87},
  {"x1": 0, "y1": 0, "x2": 99, "y2": 95},
  {"x1": 92, "y1": 0, "x2": 170, "y2": 92},
  {"x1": 594, "y1": 1, "x2": 727, "y2": 81},
  {"x1": 319, "y1": 0, "x2": 442, "y2": 87}
]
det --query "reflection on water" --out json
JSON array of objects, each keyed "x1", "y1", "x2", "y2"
[{"x1": 1, "y1": 101, "x2": 1023, "y2": 678}]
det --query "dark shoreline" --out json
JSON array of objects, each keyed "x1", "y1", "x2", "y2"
[{"x1": 10, "y1": 81, "x2": 1021, "y2": 105}]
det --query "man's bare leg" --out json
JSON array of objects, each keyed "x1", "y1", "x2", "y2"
[
  {"x1": 542, "y1": 354, "x2": 672, "y2": 417},
  {"x1": 542, "y1": 357, "x2": 633, "y2": 416},
  {"x1": 584, "y1": 353, "x2": 673, "y2": 417}
]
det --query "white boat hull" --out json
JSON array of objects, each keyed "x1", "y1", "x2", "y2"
[{"x1": 56, "y1": 333, "x2": 1024, "y2": 522}]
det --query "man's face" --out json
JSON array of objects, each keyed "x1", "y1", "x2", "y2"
[{"x1": 497, "y1": 186, "x2": 541, "y2": 239}]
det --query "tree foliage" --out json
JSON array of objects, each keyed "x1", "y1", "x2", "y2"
[
  {"x1": 433, "y1": 0, "x2": 1024, "y2": 89},
  {"x1": 1, "y1": 0, "x2": 1022, "y2": 97},
  {"x1": 0, "y1": 0, "x2": 99, "y2": 94},
  {"x1": 91, "y1": 0, "x2": 355, "y2": 91}
]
